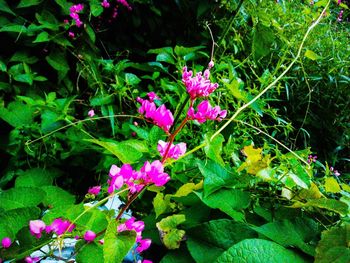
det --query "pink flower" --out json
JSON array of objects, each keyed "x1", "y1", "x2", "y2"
[
  {"x1": 68, "y1": 31, "x2": 75, "y2": 38},
  {"x1": 137, "y1": 97, "x2": 174, "y2": 132},
  {"x1": 84, "y1": 230, "x2": 96, "y2": 242},
  {"x1": 24, "y1": 257, "x2": 40, "y2": 263},
  {"x1": 88, "y1": 185, "x2": 101, "y2": 195},
  {"x1": 46, "y1": 218, "x2": 75, "y2": 235},
  {"x1": 157, "y1": 140, "x2": 186, "y2": 160},
  {"x1": 101, "y1": 0, "x2": 110, "y2": 8},
  {"x1": 140, "y1": 160, "x2": 170, "y2": 187},
  {"x1": 1, "y1": 237, "x2": 11, "y2": 248},
  {"x1": 137, "y1": 239, "x2": 151, "y2": 253},
  {"x1": 29, "y1": 220, "x2": 46, "y2": 238},
  {"x1": 118, "y1": 217, "x2": 146, "y2": 241},
  {"x1": 117, "y1": 0, "x2": 132, "y2": 10},
  {"x1": 182, "y1": 66, "x2": 219, "y2": 100},
  {"x1": 88, "y1": 109, "x2": 95, "y2": 117},
  {"x1": 147, "y1": 92, "x2": 160, "y2": 102},
  {"x1": 69, "y1": 4, "x2": 84, "y2": 28},
  {"x1": 188, "y1": 100, "x2": 227, "y2": 123}
]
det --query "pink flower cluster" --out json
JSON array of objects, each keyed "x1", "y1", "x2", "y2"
[
  {"x1": 137, "y1": 93, "x2": 174, "y2": 132},
  {"x1": 118, "y1": 217, "x2": 151, "y2": 253},
  {"x1": 307, "y1": 155, "x2": 317, "y2": 164},
  {"x1": 69, "y1": 4, "x2": 84, "y2": 27},
  {"x1": 182, "y1": 62, "x2": 219, "y2": 100},
  {"x1": 29, "y1": 218, "x2": 75, "y2": 238},
  {"x1": 88, "y1": 185, "x2": 101, "y2": 195},
  {"x1": 158, "y1": 140, "x2": 186, "y2": 160},
  {"x1": 101, "y1": 0, "x2": 110, "y2": 8},
  {"x1": 108, "y1": 161, "x2": 170, "y2": 194},
  {"x1": 188, "y1": 100, "x2": 227, "y2": 123},
  {"x1": 117, "y1": 0, "x2": 132, "y2": 10}
]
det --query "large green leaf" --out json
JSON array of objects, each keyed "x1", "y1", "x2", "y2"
[
  {"x1": 252, "y1": 218, "x2": 319, "y2": 256},
  {"x1": 197, "y1": 160, "x2": 236, "y2": 197},
  {"x1": 15, "y1": 168, "x2": 56, "y2": 187},
  {"x1": 0, "y1": 207, "x2": 40, "y2": 240},
  {"x1": 291, "y1": 198, "x2": 348, "y2": 216},
  {"x1": 104, "y1": 220, "x2": 136, "y2": 263},
  {"x1": 0, "y1": 101, "x2": 35, "y2": 127},
  {"x1": 315, "y1": 224, "x2": 350, "y2": 263},
  {"x1": 204, "y1": 133, "x2": 225, "y2": 166},
  {"x1": 0, "y1": 0, "x2": 16, "y2": 15},
  {"x1": 76, "y1": 242, "x2": 104, "y2": 263},
  {"x1": 41, "y1": 186, "x2": 75, "y2": 208},
  {"x1": 17, "y1": 0, "x2": 42, "y2": 8},
  {"x1": 86, "y1": 139, "x2": 143, "y2": 164},
  {"x1": 215, "y1": 239, "x2": 307, "y2": 263},
  {"x1": 187, "y1": 219, "x2": 257, "y2": 263},
  {"x1": 252, "y1": 23, "x2": 275, "y2": 61},
  {"x1": 0, "y1": 187, "x2": 45, "y2": 210},
  {"x1": 160, "y1": 247, "x2": 193, "y2": 263},
  {"x1": 197, "y1": 189, "x2": 250, "y2": 221}
]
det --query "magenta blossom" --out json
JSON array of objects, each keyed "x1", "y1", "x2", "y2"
[
  {"x1": 1, "y1": 237, "x2": 11, "y2": 248},
  {"x1": 188, "y1": 100, "x2": 227, "y2": 123},
  {"x1": 88, "y1": 109, "x2": 95, "y2": 117},
  {"x1": 88, "y1": 185, "x2": 101, "y2": 195},
  {"x1": 147, "y1": 92, "x2": 160, "y2": 102},
  {"x1": 157, "y1": 140, "x2": 186, "y2": 160},
  {"x1": 46, "y1": 218, "x2": 75, "y2": 235},
  {"x1": 182, "y1": 63, "x2": 219, "y2": 100},
  {"x1": 101, "y1": 0, "x2": 110, "y2": 8},
  {"x1": 84, "y1": 230, "x2": 96, "y2": 242},
  {"x1": 118, "y1": 217, "x2": 144, "y2": 241},
  {"x1": 137, "y1": 96, "x2": 174, "y2": 132},
  {"x1": 24, "y1": 257, "x2": 40, "y2": 263},
  {"x1": 69, "y1": 4, "x2": 84, "y2": 27},
  {"x1": 29, "y1": 220, "x2": 46, "y2": 238},
  {"x1": 117, "y1": 0, "x2": 132, "y2": 10},
  {"x1": 136, "y1": 239, "x2": 152, "y2": 253},
  {"x1": 140, "y1": 160, "x2": 170, "y2": 187}
]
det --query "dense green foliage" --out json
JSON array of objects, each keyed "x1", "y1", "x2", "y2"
[{"x1": 0, "y1": 0, "x2": 349, "y2": 262}]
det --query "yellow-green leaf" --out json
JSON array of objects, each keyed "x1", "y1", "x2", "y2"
[
  {"x1": 324, "y1": 177, "x2": 341, "y2": 193},
  {"x1": 304, "y1": 50, "x2": 321, "y2": 61}
]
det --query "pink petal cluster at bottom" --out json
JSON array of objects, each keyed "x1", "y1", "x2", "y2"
[
  {"x1": 46, "y1": 218, "x2": 75, "y2": 235},
  {"x1": 157, "y1": 140, "x2": 186, "y2": 160},
  {"x1": 88, "y1": 185, "x2": 101, "y2": 195},
  {"x1": 188, "y1": 100, "x2": 227, "y2": 123},
  {"x1": 25, "y1": 257, "x2": 40, "y2": 263},
  {"x1": 118, "y1": 217, "x2": 151, "y2": 253},
  {"x1": 108, "y1": 161, "x2": 170, "y2": 194},
  {"x1": 29, "y1": 220, "x2": 46, "y2": 238},
  {"x1": 137, "y1": 95, "x2": 174, "y2": 132}
]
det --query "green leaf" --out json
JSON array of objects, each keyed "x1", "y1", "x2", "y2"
[
  {"x1": 90, "y1": 94, "x2": 115, "y2": 106},
  {"x1": 160, "y1": 247, "x2": 193, "y2": 263},
  {"x1": 289, "y1": 159, "x2": 311, "y2": 189},
  {"x1": 0, "y1": 187, "x2": 45, "y2": 210},
  {"x1": 0, "y1": 207, "x2": 40, "y2": 240},
  {"x1": 10, "y1": 52, "x2": 38, "y2": 64},
  {"x1": 125, "y1": 73, "x2": 141, "y2": 85},
  {"x1": 0, "y1": 60, "x2": 6, "y2": 72},
  {"x1": 174, "y1": 45, "x2": 205, "y2": 58},
  {"x1": 17, "y1": 0, "x2": 43, "y2": 8},
  {"x1": 324, "y1": 177, "x2": 341, "y2": 193},
  {"x1": 33, "y1": 31, "x2": 49, "y2": 43},
  {"x1": 252, "y1": 24, "x2": 275, "y2": 60},
  {"x1": 15, "y1": 168, "x2": 56, "y2": 187},
  {"x1": 204, "y1": 133, "x2": 225, "y2": 166},
  {"x1": 291, "y1": 199, "x2": 348, "y2": 216},
  {"x1": 304, "y1": 50, "x2": 321, "y2": 61},
  {"x1": 252, "y1": 218, "x2": 319, "y2": 256},
  {"x1": 153, "y1": 193, "x2": 172, "y2": 218},
  {"x1": 86, "y1": 139, "x2": 143, "y2": 164},
  {"x1": 215, "y1": 239, "x2": 307, "y2": 263},
  {"x1": 197, "y1": 189, "x2": 250, "y2": 221},
  {"x1": 0, "y1": 24, "x2": 27, "y2": 33},
  {"x1": 187, "y1": 219, "x2": 257, "y2": 263},
  {"x1": 46, "y1": 49, "x2": 69, "y2": 76},
  {"x1": 0, "y1": 101, "x2": 35, "y2": 127},
  {"x1": 157, "y1": 214, "x2": 186, "y2": 249},
  {"x1": 35, "y1": 10, "x2": 59, "y2": 30},
  {"x1": 90, "y1": 1, "x2": 104, "y2": 16},
  {"x1": 315, "y1": 224, "x2": 350, "y2": 263},
  {"x1": 41, "y1": 186, "x2": 75, "y2": 208},
  {"x1": 148, "y1": 47, "x2": 174, "y2": 55},
  {"x1": 85, "y1": 24, "x2": 96, "y2": 43},
  {"x1": 0, "y1": 0, "x2": 16, "y2": 15},
  {"x1": 104, "y1": 220, "x2": 136, "y2": 263},
  {"x1": 76, "y1": 242, "x2": 104, "y2": 263},
  {"x1": 197, "y1": 160, "x2": 236, "y2": 197},
  {"x1": 156, "y1": 53, "x2": 175, "y2": 64}
]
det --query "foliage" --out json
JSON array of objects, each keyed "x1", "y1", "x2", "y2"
[{"x1": 0, "y1": 0, "x2": 349, "y2": 262}]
